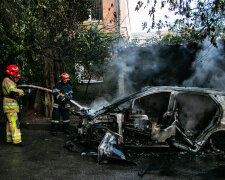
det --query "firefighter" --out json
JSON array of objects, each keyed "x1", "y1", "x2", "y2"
[
  {"x1": 2, "y1": 65, "x2": 24, "y2": 146},
  {"x1": 51, "y1": 73, "x2": 73, "y2": 136}
]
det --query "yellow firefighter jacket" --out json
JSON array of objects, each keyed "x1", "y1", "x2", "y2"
[{"x1": 2, "y1": 77, "x2": 24, "y2": 113}]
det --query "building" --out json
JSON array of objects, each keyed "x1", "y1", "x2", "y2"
[
  {"x1": 84, "y1": 0, "x2": 171, "y2": 43},
  {"x1": 84, "y1": 0, "x2": 131, "y2": 38}
]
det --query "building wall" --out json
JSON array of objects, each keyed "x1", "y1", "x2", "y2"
[
  {"x1": 102, "y1": 0, "x2": 118, "y2": 30},
  {"x1": 120, "y1": 0, "x2": 131, "y2": 37},
  {"x1": 102, "y1": 0, "x2": 130, "y2": 37},
  {"x1": 83, "y1": 0, "x2": 130, "y2": 37}
]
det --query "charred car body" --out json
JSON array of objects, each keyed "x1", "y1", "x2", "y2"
[{"x1": 71, "y1": 86, "x2": 225, "y2": 157}]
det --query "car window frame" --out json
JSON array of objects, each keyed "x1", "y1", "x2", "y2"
[
  {"x1": 131, "y1": 90, "x2": 173, "y2": 119},
  {"x1": 172, "y1": 91, "x2": 222, "y2": 141}
]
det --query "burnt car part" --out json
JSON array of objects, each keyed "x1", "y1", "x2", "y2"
[
  {"x1": 98, "y1": 130, "x2": 126, "y2": 164},
  {"x1": 74, "y1": 86, "x2": 225, "y2": 154},
  {"x1": 18, "y1": 85, "x2": 225, "y2": 154},
  {"x1": 88, "y1": 125, "x2": 111, "y2": 148},
  {"x1": 208, "y1": 131, "x2": 225, "y2": 153}
]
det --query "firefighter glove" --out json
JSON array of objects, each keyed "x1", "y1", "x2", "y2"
[
  {"x1": 17, "y1": 89, "x2": 24, "y2": 96},
  {"x1": 59, "y1": 95, "x2": 66, "y2": 102}
]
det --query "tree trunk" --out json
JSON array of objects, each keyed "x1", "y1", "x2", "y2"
[
  {"x1": 33, "y1": 50, "x2": 63, "y2": 117},
  {"x1": 34, "y1": 90, "x2": 42, "y2": 113}
]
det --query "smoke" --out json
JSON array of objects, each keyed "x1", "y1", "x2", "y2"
[
  {"x1": 105, "y1": 39, "x2": 225, "y2": 95},
  {"x1": 90, "y1": 39, "x2": 225, "y2": 111},
  {"x1": 182, "y1": 39, "x2": 225, "y2": 90},
  {"x1": 105, "y1": 41, "x2": 198, "y2": 95},
  {"x1": 90, "y1": 97, "x2": 110, "y2": 111},
  {"x1": 176, "y1": 93, "x2": 217, "y2": 133}
]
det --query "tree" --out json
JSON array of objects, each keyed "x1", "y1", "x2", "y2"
[
  {"x1": 63, "y1": 23, "x2": 120, "y2": 101},
  {"x1": 136, "y1": 0, "x2": 225, "y2": 46},
  {"x1": 1, "y1": 0, "x2": 121, "y2": 115},
  {"x1": 160, "y1": 25, "x2": 202, "y2": 44},
  {"x1": 0, "y1": 0, "x2": 93, "y2": 116}
]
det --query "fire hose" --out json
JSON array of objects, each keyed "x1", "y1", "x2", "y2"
[{"x1": 17, "y1": 84, "x2": 88, "y2": 111}]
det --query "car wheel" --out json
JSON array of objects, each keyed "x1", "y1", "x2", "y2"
[
  {"x1": 209, "y1": 131, "x2": 225, "y2": 153},
  {"x1": 87, "y1": 125, "x2": 111, "y2": 149}
]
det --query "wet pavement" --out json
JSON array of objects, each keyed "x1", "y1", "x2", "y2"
[{"x1": 1, "y1": 128, "x2": 225, "y2": 179}]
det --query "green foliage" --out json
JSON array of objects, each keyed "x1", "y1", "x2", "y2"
[
  {"x1": 161, "y1": 34, "x2": 183, "y2": 44},
  {"x1": 1, "y1": 0, "x2": 109, "y2": 114},
  {"x1": 0, "y1": 0, "x2": 93, "y2": 85},
  {"x1": 63, "y1": 23, "x2": 120, "y2": 83},
  {"x1": 0, "y1": 0, "x2": 119, "y2": 110},
  {"x1": 161, "y1": 26, "x2": 202, "y2": 44},
  {"x1": 136, "y1": 0, "x2": 225, "y2": 46}
]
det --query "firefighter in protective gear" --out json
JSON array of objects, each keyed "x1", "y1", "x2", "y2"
[
  {"x1": 51, "y1": 73, "x2": 73, "y2": 135},
  {"x1": 2, "y1": 65, "x2": 24, "y2": 146}
]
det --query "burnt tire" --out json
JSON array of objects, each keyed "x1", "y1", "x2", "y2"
[
  {"x1": 208, "y1": 131, "x2": 225, "y2": 153},
  {"x1": 87, "y1": 125, "x2": 111, "y2": 149}
]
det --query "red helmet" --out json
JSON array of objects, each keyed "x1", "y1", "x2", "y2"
[
  {"x1": 60, "y1": 73, "x2": 70, "y2": 80},
  {"x1": 6, "y1": 65, "x2": 19, "y2": 76}
]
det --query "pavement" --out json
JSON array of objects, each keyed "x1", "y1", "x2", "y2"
[
  {"x1": 0, "y1": 127, "x2": 140, "y2": 180},
  {"x1": 1, "y1": 125, "x2": 225, "y2": 179}
]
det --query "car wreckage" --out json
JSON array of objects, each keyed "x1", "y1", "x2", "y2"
[
  {"x1": 67, "y1": 86, "x2": 225, "y2": 161},
  {"x1": 18, "y1": 85, "x2": 225, "y2": 161}
]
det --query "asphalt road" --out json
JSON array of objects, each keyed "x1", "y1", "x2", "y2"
[{"x1": 0, "y1": 128, "x2": 225, "y2": 180}]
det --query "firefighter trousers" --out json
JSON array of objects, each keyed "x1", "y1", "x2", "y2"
[
  {"x1": 5, "y1": 112, "x2": 22, "y2": 144},
  {"x1": 51, "y1": 107, "x2": 70, "y2": 134}
]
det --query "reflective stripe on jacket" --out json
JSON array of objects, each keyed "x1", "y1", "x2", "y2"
[
  {"x1": 3, "y1": 102, "x2": 19, "y2": 110},
  {"x1": 2, "y1": 77, "x2": 19, "y2": 113}
]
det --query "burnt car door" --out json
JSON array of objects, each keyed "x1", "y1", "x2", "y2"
[
  {"x1": 171, "y1": 92, "x2": 220, "y2": 151},
  {"x1": 131, "y1": 92, "x2": 172, "y2": 125},
  {"x1": 123, "y1": 91, "x2": 173, "y2": 147}
]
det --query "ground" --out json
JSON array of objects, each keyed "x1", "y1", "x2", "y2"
[{"x1": 1, "y1": 127, "x2": 225, "y2": 179}]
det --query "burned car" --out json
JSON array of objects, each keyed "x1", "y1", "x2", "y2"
[{"x1": 71, "y1": 86, "x2": 225, "y2": 156}]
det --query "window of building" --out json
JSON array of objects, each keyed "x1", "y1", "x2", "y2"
[{"x1": 88, "y1": 0, "x2": 103, "y2": 21}]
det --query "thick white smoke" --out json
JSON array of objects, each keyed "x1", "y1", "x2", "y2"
[
  {"x1": 90, "y1": 97, "x2": 110, "y2": 111},
  {"x1": 182, "y1": 39, "x2": 225, "y2": 90}
]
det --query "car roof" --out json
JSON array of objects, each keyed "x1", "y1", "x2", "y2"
[
  {"x1": 97, "y1": 86, "x2": 225, "y2": 114},
  {"x1": 140, "y1": 86, "x2": 225, "y2": 96}
]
